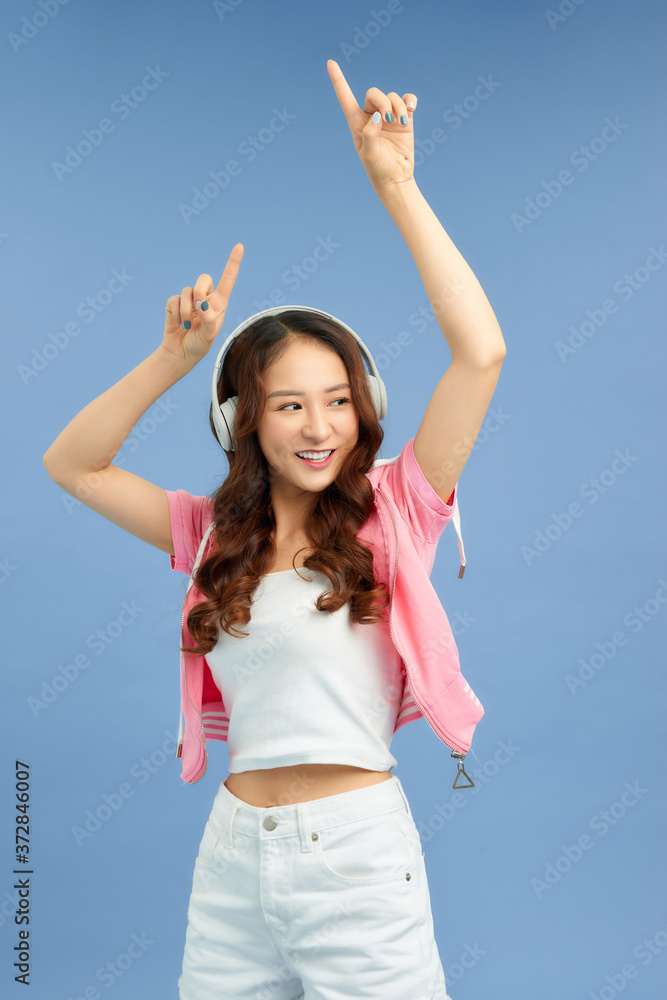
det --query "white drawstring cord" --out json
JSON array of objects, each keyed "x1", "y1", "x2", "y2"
[{"x1": 453, "y1": 493, "x2": 466, "y2": 579}]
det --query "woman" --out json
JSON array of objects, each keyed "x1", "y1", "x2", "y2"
[{"x1": 43, "y1": 59, "x2": 505, "y2": 1000}]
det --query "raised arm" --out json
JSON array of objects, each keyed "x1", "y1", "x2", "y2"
[
  {"x1": 327, "y1": 59, "x2": 506, "y2": 504},
  {"x1": 42, "y1": 243, "x2": 244, "y2": 554}
]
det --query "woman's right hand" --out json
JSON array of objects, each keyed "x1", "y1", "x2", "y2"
[{"x1": 161, "y1": 242, "x2": 245, "y2": 365}]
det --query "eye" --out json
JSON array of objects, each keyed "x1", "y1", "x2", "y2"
[{"x1": 278, "y1": 397, "x2": 350, "y2": 411}]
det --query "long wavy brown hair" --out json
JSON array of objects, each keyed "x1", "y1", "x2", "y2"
[{"x1": 181, "y1": 309, "x2": 391, "y2": 657}]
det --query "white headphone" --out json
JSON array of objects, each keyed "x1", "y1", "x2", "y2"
[{"x1": 210, "y1": 305, "x2": 388, "y2": 451}]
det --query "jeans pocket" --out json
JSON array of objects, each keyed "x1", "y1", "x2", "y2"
[
  {"x1": 315, "y1": 808, "x2": 415, "y2": 886},
  {"x1": 194, "y1": 820, "x2": 220, "y2": 868}
]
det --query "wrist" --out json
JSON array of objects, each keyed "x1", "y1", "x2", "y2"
[
  {"x1": 374, "y1": 176, "x2": 419, "y2": 201},
  {"x1": 155, "y1": 343, "x2": 198, "y2": 373}
]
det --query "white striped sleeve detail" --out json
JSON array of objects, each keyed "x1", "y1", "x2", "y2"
[
  {"x1": 396, "y1": 692, "x2": 420, "y2": 722},
  {"x1": 202, "y1": 709, "x2": 229, "y2": 736}
]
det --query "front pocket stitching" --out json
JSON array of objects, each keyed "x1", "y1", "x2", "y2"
[{"x1": 316, "y1": 809, "x2": 414, "y2": 884}]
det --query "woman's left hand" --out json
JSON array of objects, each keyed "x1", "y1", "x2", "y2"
[{"x1": 326, "y1": 59, "x2": 417, "y2": 193}]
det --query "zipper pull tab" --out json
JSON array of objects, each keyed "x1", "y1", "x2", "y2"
[{"x1": 451, "y1": 751, "x2": 474, "y2": 789}]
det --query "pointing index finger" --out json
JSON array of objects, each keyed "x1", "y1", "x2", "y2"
[
  {"x1": 326, "y1": 59, "x2": 360, "y2": 120},
  {"x1": 214, "y1": 242, "x2": 244, "y2": 301}
]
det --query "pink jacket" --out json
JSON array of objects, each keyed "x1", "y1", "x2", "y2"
[{"x1": 166, "y1": 436, "x2": 484, "y2": 786}]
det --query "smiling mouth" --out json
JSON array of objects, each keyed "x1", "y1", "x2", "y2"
[{"x1": 295, "y1": 449, "x2": 336, "y2": 466}]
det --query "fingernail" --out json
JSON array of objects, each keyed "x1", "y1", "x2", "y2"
[
  {"x1": 407, "y1": 101, "x2": 415, "y2": 109},
  {"x1": 399, "y1": 115, "x2": 408, "y2": 125},
  {"x1": 201, "y1": 301, "x2": 209, "y2": 311},
  {"x1": 195, "y1": 300, "x2": 201, "y2": 310},
  {"x1": 371, "y1": 111, "x2": 381, "y2": 124},
  {"x1": 184, "y1": 320, "x2": 191, "y2": 329},
  {"x1": 384, "y1": 112, "x2": 393, "y2": 122}
]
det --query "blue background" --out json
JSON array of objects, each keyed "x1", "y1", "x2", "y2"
[{"x1": 1, "y1": 0, "x2": 666, "y2": 997}]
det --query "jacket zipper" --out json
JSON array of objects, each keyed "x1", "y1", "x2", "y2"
[
  {"x1": 177, "y1": 587, "x2": 209, "y2": 783},
  {"x1": 377, "y1": 485, "x2": 475, "y2": 790}
]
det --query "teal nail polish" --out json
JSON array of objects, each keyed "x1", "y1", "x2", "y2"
[
  {"x1": 385, "y1": 112, "x2": 393, "y2": 123},
  {"x1": 201, "y1": 301, "x2": 209, "y2": 311},
  {"x1": 184, "y1": 320, "x2": 191, "y2": 329},
  {"x1": 399, "y1": 114, "x2": 408, "y2": 125}
]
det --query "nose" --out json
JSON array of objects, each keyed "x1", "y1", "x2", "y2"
[{"x1": 300, "y1": 406, "x2": 334, "y2": 443}]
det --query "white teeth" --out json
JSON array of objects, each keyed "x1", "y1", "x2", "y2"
[{"x1": 297, "y1": 450, "x2": 333, "y2": 460}]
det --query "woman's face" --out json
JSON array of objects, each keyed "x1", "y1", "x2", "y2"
[{"x1": 256, "y1": 339, "x2": 359, "y2": 497}]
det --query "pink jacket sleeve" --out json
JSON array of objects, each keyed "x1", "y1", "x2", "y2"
[
  {"x1": 164, "y1": 489, "x2": 214, "y2": 575},
  {"x1": 372, "y1": 437, "x2": 458, "y2": 545}
]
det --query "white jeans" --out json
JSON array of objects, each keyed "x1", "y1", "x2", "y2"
[{"x1": 178, "y1": 774, "x2": 452, "y2": 1000}]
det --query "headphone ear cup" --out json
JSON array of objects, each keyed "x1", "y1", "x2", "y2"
[
  {"x1": 215, "y1": 395, "x2": 238, "y2": 452},
  {"x1": 366, "y1": 374, "x2": 387, "y2": 421}
]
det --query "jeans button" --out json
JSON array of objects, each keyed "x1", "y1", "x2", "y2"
[{"x1": 263, "y1": 815, "x2": 279, "y2": 830}]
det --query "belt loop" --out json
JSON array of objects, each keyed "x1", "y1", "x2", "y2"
[
  {"x1": 393, "y1": 776, "x2": 414, "y2": 819},
  {"x1": 296, "y1": 802, "x2": 313, "y2": 853}
]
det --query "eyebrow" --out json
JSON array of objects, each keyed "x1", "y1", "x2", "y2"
[{"x1": 268, "y1": 383, "x2": 351, "y2": 399}]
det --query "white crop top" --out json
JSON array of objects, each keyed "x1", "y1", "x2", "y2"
[{"x1": 204, "y1": 567, "x2": 405, "y2": 773}]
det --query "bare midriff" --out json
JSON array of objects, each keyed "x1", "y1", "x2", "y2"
[{"x1": 224, "y1": 763, "x2": 393, "y2": 807}]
